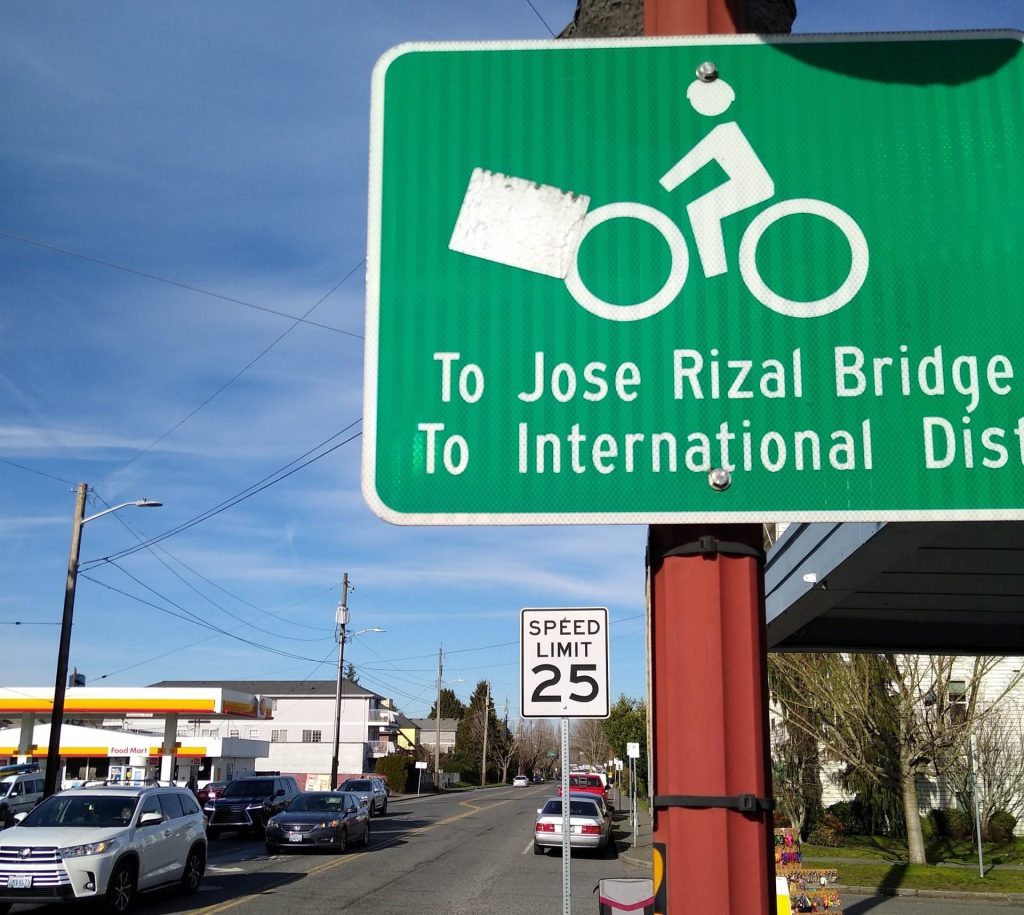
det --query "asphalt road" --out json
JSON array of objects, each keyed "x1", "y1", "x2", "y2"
[{"x1": 8, "y1": 787, "x2": 1023, "y2": 914}]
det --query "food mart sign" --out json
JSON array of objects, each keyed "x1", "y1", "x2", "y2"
[{"x1": 364, "y1": 32, "x2": 1024, "y2": 524}]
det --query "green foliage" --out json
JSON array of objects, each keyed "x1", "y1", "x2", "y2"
[
  {"x1": 806, "y1": 812, "x2": 845, "y2": 847},
  {"x1": 450, "y1": 680, "x2": 505, "y2": 783},
  {"x1": 428, "y1": 687, "x2": 465, "y2": 720},
  {"x1": 375, "y1": 755, "x2": 413, "y2": 794},
  {"x1": 987, "y1": 810, "x2": 1018, "y2": 843},
  {"x1": 929, "y1": 808, "x2": 975, "y2": 840},
  {"x1": 601, "y1": 694, "x2": 647, "y2": 795}
]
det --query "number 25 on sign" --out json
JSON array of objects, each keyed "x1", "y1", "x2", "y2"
[{"x1": 520, "y1": 607, "x2": 609, "y2": 719}]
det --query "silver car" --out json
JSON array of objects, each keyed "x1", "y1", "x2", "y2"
[
  {"x1": 0, "y1": 785, "x2": 206, "y2": 913},
  {"x1": 534, "y1": 795, "x2": 611, "y2": 855},
  {"x1": 336, "y1": 778, "x2": 388, "y2": 816}
]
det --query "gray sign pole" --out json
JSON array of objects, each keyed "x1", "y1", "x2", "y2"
[{"x1": 561, "y1": 716, "x2": 571, "y2": 915}]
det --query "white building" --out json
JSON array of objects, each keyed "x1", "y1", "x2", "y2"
[{"x1": 142, "y1": 680, "x2": 401, "y2": 789}]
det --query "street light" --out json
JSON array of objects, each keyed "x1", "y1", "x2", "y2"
[
  {"x1": 43, "y1": 483, "x2": 162, "y2": 797},
  {"x1": 329, "y1": 575, "x2": 384, "y2": 788}
]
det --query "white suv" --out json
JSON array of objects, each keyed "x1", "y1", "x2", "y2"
[{"x1": 0, "y1": 785, "x2": 206, "y2": 914}]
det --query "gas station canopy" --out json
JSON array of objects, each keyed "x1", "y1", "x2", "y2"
[{"x1": 0, "y1": 686, "x2": 274, "y2": 720}]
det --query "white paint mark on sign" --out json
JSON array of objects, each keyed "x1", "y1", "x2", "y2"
[{"x1": 449, "y1": 168, "x2": 590, "y2": 279}]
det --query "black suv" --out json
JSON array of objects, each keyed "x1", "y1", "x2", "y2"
[{"x1": 204, "y1": 776, "x2": 300, "y2": 838}]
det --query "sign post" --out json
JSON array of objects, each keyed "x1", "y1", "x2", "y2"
[
  {"x1": 521, "y1": 607, "x2": 610, "y2": 915},
  {"x1": 415, "y1": 759, "x2": 428, "y2": 795}
]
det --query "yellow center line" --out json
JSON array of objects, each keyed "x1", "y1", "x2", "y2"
[{"x1": 194, "y1": 798, "x2": 515, "y2": 914}]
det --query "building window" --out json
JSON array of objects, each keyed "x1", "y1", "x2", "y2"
[
  {"x1": 247, "y1": 728, "x2": 259, "y2": 739},
  {"x1": 271, "y1": 730, "x2": 288, "y2": 743},
  {"x1": 302, "y1": 729, "x2": 322, "y2": 743},
  {"x1": 229, "y1": 729, "x2": 240, "y2": 738}
]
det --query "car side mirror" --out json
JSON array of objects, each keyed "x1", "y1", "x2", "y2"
[
  {"x1": 139, "y1": 812, "x2": 163, "y2": 827},
  {"x1": 13, "y1": 812, "x2": 27, "y2": 824}
]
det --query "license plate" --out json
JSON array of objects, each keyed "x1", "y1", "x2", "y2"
[
  {"x1": 288, "y1": 833, "x2": 303, "y2": 843},
  {"x1": 7, "y1": 875, "x2": 32, "y2": 889}
]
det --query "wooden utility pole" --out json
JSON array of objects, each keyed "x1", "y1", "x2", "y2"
[
  {"x1": 480, "y1": 681, "x2": 490, "y2": 787},
  {"x1": 434, "y1": 647, "x2": 443, "y2": 791}
]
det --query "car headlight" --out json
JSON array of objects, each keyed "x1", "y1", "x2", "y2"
[
  {"x1": 61, "y1": 837, "x2": 121, "y2": 858},
  {"x1": 267, "y1": 817, "x2": 279, "y2": 828},
  {"x1": 314, "y1": 819, "x2": 341, "y2": 830}
]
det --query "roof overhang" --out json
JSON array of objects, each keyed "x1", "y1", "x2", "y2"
[{"x1": 765, "y1": 521, "x2": 1024, "y2": 654}]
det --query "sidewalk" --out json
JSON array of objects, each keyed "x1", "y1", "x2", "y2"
[{"x1": 611, "y1": 798, "x2": 1024, "y2": 905}]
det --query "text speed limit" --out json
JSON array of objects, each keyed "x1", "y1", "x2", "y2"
[{"x1": 520, "y1": 607, "x2": 609, "y2": 718}]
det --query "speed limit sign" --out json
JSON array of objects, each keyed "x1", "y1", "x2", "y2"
[{"x1": 520, "y1": 607, "x2": 609, "y2": 718}]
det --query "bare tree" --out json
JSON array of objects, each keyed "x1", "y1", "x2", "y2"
[
  {"x1": 942, "y1": 696, "x2": 1024, "y2": 830},
  {"x1": 572, "y1": 718, "x2": 612, "y2": 768},
  {"x1": 769, "y1": 653, "x2": 1021, "y2": 865},
  {"x1": 516, "y1": 719, "x2": 559, "y2": 775}
]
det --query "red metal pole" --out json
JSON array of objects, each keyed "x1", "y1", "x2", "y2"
[
  {"x1": 648, "y1": 524, "x2": 774, "y2": 914},
  {"x1": 644, "y1": 0, "x2": 775, "y2": 900}
]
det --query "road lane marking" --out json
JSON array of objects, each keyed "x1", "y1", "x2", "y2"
[{"x1": 193, "y1": 798, "x2": 515, "y2": 913}]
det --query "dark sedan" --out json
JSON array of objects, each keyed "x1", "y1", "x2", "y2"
[{"x1": 265, "y1": 791, "x2": 370, "y2": 853}]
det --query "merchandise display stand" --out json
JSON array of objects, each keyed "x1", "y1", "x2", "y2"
[{"x1": 774, "y1": 828, "x2": 843, "y2": 913}]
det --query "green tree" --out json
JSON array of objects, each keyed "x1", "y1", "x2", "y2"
[
  {"x1": 344, "y1": 661, "x2": 359, "y2": 684},
  {"x1": 602, "y1": 694, "x2": 647, "y2": 795},
  {"x1": 451, "y1": 681, "x2": 504, "y2": 783},
  {"x1": 427, "y1": 687, "x2": 465, "y2": 720}
]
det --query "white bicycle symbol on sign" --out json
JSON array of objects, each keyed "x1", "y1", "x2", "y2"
[{"x1": 449, "y1": 70, "x2": 869, "y2": 321}]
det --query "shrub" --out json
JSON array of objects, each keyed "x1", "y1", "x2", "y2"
[
  {"x1": 375, "y1": 755, "x2": 414, "y2": 794},
  {"x1": 807, "y1": 813, "x2": 845, "y2": 847},
  {"x1": 987, "y1": 810, "x2": 1018, "y2": 843},
  {"x1": 929, "y1": 808, "x2": 974, "y2": 840}
]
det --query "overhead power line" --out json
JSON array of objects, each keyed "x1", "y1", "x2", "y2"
[
  {"x1": 80, "y1": 420, "x2": 361, "y2": 570},
  {"x1": 99, "y1": 258, "x2": 366, "y2": 485},
  {"x1": 0, "y1": 229, "x2": 362, "y2": 337}
]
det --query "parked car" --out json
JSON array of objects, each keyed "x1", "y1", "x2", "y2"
[
  {"x1": 336, "y1": 777, "x2": 388, "y2": 816},
  {"x1": 0, "y1": 784, "x2": 206, "y2": 913},
  {"x1": 264, "y1": 791, "x2": 370, "y2": 854},
  {"x1": 512, "y1": 775, "x2": 529, "y2": 787},
  {"x1": 195, "y1": 780, "x2": 227, "y2": 807},
  {"x1": 0, "y1": 766, "x2": 44, "y2": 828},
  {"x1": 204, "y1": 775, "x2": 300, "y2": 838},
  {"x1": 534, "y1": 794, "x2": 611, "y2": 856},
  {"x1": 558, "y1": 773, "x2": 609, "y2": 807}
]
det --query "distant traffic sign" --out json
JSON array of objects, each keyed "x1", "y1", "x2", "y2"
[
  {"x1": 365, "y1": 32, "x2": 1024, "y2": 524},
  {"x1": 521, "y1": 607, "x2": 609, "y2": 718}
]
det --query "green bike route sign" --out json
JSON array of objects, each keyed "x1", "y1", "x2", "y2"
[{"x1": 364, "y1": 32, "x2": 1024, "y2": 524}]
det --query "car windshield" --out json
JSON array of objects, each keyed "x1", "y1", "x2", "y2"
[
  {"x1": 21, "y1": 794, "x2": 138, "y2": 828},
  {"x1": 287, "y1": 793, "x2": 345, "y2": 813},
  {"x1": 222, "y1": 779, "x2": 273, "y2": 798},
  {"x1": 541, "y1": 799, "x2": 600, "y2": 817},
  {"x1": 342, "y1": 780, "x2": 372, "y2": 791}
]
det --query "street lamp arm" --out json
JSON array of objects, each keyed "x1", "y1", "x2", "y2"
[{"x1": 82, "y1": 499, "x2": 162, "y2": 525}]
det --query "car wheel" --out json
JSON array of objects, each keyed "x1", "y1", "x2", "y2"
[
  {"x1": 265, "y1": 842, "x2": 280, "y2": 855},
  {"x1": 206, "y1": 826, "x2": 222, "y2": 840},
  {"x1": 361, "y1": 820, "x2": 371, "y2": 846},
  {"x1": 336, "y1": 827, "x2": 348, "y2": 854},
  {"x1": 103, "y1": 862, "x2": 137, "y2": 915},
  {"x1": 180, "y1": 846, "x2": 205, "y2": 894},
  {"x1": 533, "y1": 842, "x2": 545, "y2": 856},
  {"x1": 380, "y1": 798, "x2": 387, "y2": 815}
]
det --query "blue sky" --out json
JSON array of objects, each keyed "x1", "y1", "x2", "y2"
[{"x1": 2, "y1": 1, "x2": 1022, "y2": 722}]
